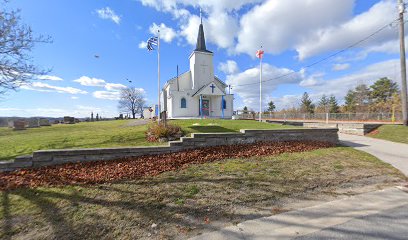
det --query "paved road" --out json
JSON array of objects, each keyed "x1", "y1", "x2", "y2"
[
  {"x1": 191, "y1": 188, "x2": 408, "y2": 240},
  {"x1": 339, "y1": 134, "x2": 408, "y2": 176}
]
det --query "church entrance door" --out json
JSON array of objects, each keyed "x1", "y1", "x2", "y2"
[{"x1": 201, "y1": 99, "x2": 210, "y2": 116}]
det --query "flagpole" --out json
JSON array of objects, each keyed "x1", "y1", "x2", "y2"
[
  {"x1": 259, "y1": 47, "x2": 263, "y2": 122},
  {"x1": 157, "y1": 30, "x2": 161, "y2": 122}
]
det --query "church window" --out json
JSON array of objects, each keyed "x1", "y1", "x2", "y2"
[
  {"x1": 181, "y1": 98, "x2": 187, "y2": 108},
  {"x1": 222, "y1": 99, "x2": 227, "y2": 109}
]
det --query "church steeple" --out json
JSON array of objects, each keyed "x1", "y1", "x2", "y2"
[{"x1": 195, "y1": 9, "x2": 212, "y2": 53}]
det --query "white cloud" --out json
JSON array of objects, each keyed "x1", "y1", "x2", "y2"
[
  {"x1": 138, "y1": 41, "x2": 148, "y2": 49},
  {"x1": 73, "y1": 76, "x2": 106, "y2": 87},
  {"x1": 139, "y1": 0, "x2": 399, "y2": 61},
  {"x1": 140, "y1": 0, "x2": 259, "y2": 50},
  {"x1": 218, "y1": 60, "x2": 239, "y2": 74},
  {"x1": 36, "y1": 75, "x2": 63, "y2": 81},
  {"x1": 21, "y1": 82, "x2": 88, "y2": 95},
  {"x1": 296, "y1": 0, "x2": 396, "y2": 60},
  {"x1": 0, "y1": 106, "x2": 117, "y2": 118},
  {"x1": 92, "y1": 87, "x2": 146, "y2": 101},
  {"x1": 236, "y1": 0, "x2": 354, "y2": 57},
  {"x1": 226, "y1": 63, "x2": 303, "y2": 109},
  {"x1": 105, "y1": 83, "x2": 127, "y2": 91},
  {"x1": 299, "y1": 78, "x2": 319, "y2": 87},
  {"x1": 273, "y1": 95, "x2": 300, "y2": 110},
  {"x1": 76, "y1": 105, "x2": 102, "y2": 111},
  {"x1": 71, "y1": 96, "x2": 79, "y2": 100},
  {"x1": 93, "y1": 91, "x2": 121, "y2": 100},
  {"x1": 96, "y1": 7, "x2": 121, "y2": 24},
  {"x1": 149, "y1": 23, "x2": 177, "y2": 43},
  {"x1": 332, "y1": 63, "x2": 350, "y2": 71},
  {"x1": 307, "y1": 59, "x2": 401, "y2": 102}
]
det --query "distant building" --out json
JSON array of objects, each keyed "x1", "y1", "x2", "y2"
[
  {"x1": 161, "y1": 19, "x2": 234, "y2": 119},
  {"x1": 143, "y1": 105, "x2": 158, "y2": 119}
]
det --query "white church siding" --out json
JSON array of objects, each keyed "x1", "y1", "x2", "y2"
[{"x1": 161, "y1": 19, "x2": 234, "y2": 119}]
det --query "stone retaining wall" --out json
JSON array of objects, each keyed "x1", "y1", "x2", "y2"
[
  {"x1": 0, "y1": 128, "x2": 339, "y2": 172},
  {"x1": 303, "y1": 123, "x2": 381, "y2": 136}
]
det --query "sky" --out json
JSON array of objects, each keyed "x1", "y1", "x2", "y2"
[{"x1": 0, "y1": 0, "x2": 405, "y2": 117}]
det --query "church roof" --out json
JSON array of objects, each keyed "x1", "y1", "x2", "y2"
[
  {"x1": 192, "y1": 81, "x2": 225, "y2": 97},
  {"x1": 195, "y1": 23, "x2": 213, "y2": 53}
]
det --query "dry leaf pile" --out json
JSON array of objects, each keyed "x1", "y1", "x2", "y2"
[{"x1": 0, "y1": 141, "x2": 334, "y2": 190}]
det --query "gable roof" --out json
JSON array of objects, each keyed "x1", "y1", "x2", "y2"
[
  {"x1": 214, "y1": 76, "x2": 227, "y2": 87},
  {"x1": 162, "y1": 70, "x2": 191, "y2": 90},
  {"x1": 192, "y1": 81, "x2": 225, "y2": 97}
]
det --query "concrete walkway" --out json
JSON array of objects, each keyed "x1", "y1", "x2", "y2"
[
  {"x1": 339, "y1": 134, "x2": 408, "y2": 176},
  {"x1": 191, "y1": 187, "x2": 408, "y2": 240}
]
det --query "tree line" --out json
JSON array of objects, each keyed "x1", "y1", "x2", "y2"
[{"x1": 244, "y1": 77, "x2": 402, "y2": 115}]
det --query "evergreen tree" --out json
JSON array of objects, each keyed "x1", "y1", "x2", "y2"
[
  {"x1": 243, "y1": 106, "x2": 248, "y2": 113},
  {"x1": 317, "y1": 94, "x2": 329, "y2": 113},
  {"x1": 328, "y1": 95, "x2": 340, "y2": 113},
  {"x1": 267, "y1": 101, "x2": 276, "y2": 112},
  {"x1": 344, "y1": 89, "x2": 356, "y2": 112},
  {"x1": 370, "y1": 77, "x2": 399, "y2": 103},
  {"x1": 300, "y1": 92, "x2": 315, "y2": 114},
  {"x1": 354, "y1": 84, "x2": 371, "y2": 106}
]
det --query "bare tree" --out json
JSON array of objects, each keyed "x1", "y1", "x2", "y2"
[
  {"x1": 0, "y1": 1, "x2": 51, "y2": 95},
  {"x1": 118, "y1": 87, "x2": 146, "y2": 119}
]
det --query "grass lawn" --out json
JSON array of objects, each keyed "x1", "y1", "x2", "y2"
[
  {"x1": 0, "y1": 147, "x2": 405, "y2": 240},
  {"x1": 368, "y1": 125, "x2": 408, "y2": 144},
  {"x1": 0, "y1": 119, "x2": 292, "y2": 161}
]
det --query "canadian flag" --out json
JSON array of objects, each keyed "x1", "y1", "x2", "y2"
[{"x1": 256, "y1": 49, "x2": 264, "y2": 59}]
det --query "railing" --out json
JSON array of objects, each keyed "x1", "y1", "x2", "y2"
[{"x1": 235, "y1": 112, "x2": 402, "y2": 123}]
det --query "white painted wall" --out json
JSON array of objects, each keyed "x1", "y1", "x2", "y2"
[
  {"x1": 161, "y1": 49, "x2": 233, "y2": 119},
  {"x1": 189, "y1": 51, "x2": 214, "y2": 91}
]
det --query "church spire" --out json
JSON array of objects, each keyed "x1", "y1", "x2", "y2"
[{"x1": 195, "y1": 8, "x2": 212, "y2": 53}]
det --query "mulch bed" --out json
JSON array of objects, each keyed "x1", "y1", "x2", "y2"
[{"x1": 0, "y1": 141, "x2": 334, "y2": 190}]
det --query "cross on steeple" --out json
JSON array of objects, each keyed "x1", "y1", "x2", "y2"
[
  {"x1": 210, "y1": 83, "x2": 216, "y2": 93},
  {"x1": 195, "y1": 8, "x2": 212, "y2": 53}
]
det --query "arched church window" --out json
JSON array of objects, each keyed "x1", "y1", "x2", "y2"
[
  {"x1": 181, "y1": 98, "x2": 187, "y2": 108},
  {"x1": 222, "y1": 99, "x2": 227, "y2": 109}
]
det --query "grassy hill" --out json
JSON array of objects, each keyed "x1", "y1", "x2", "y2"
[
  {"x1": 368, "y1": 125, "x2": 408, "y2": 144},
  {"x1": 0, "y1": 119, "x2": 292, "y2": 161}
]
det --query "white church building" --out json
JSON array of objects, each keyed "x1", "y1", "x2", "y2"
[{"x1": 161, "y1": 20, "x2": 234, "y2": 119}]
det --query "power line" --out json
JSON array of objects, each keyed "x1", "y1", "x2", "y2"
[{"x1": 232, "y1": 18, "x2": 400, "y2": 88}]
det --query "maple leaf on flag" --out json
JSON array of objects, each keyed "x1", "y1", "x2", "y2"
[{"x1": 256, "y1": 49, "x2": 264, "y2": 59}]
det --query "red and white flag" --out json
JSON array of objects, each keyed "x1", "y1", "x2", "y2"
[{"x1": 256, "y1": 49, "x2": 264, "y2": 59}]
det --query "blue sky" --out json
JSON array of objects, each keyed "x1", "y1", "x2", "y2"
[{"x1": 0, "y1": 0, "x2": 404, "y2": 117}]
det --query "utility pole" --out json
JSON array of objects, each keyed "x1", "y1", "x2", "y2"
[{"x1": 398, "y1": 0, "x2": 408, "y2": 126}]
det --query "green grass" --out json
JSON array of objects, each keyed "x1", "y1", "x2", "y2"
[
  {"x1": 368, "y1": 125, "x2": 408, "y2": 144},
  {"x1": 0, "y1": 147, "x2": 404, "y2": 239},
  {"x1": 170, "y1": 119, "x2": 294, "y2": 134},
  {"x1": 0, "y1": 119, "x2": 291, "y2": 161}
]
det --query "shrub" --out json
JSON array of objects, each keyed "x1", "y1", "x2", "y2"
[{"x1": 145, "y1": 122, "x2": 184, "y2": 142}]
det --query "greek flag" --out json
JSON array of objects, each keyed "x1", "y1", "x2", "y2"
[{"x1": 147, "y1": 36, "x2": 158, "y2": 51}]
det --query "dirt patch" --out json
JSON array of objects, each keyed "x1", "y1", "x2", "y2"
[
  {"x1": 0, "y1": 141, "x2": 333, "y2": 190},
  {"x1": 126, "y1": 119, "x2": 150, "y2": 127},
  {"x1": 368, "y1": 129, "x2": 380, "y2": 136}
]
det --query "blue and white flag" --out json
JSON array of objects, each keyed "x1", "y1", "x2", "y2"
[{"x1": 147, "y1": 36, "x2": 158, "y2": 51}]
